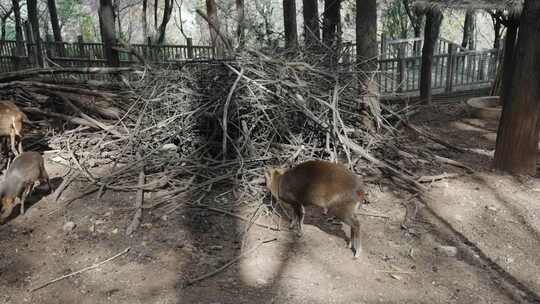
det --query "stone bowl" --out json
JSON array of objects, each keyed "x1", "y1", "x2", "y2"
[{"x1": 466, "y1": 96, "x2": 502, "y2": 120}]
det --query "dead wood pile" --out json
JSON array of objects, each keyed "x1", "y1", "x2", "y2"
[{"x1": 4, "y1": 50, "x2": 443, "y2": 226}]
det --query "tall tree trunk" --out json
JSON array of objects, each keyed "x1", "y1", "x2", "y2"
[
  {"x1": 494, "y1": 0, "x2": 540, "y2": 175},
  {"x1": 493, "y1": 14, "x2": 502, "y2": 50},
  {"x1": 403, "y1": 0, "x2": 424, "y2": 54},
  {"x1": 27, "y1": 0, "x2": 43, "y2": 66},
  {"x1": 99, "y1": 0, "x2": 120, "y2": 67},
  {"x1": 236, "y1": 0, "x2": 245, "y2": 48},
  {"x1": 283, "y1": 0, "x2": 298, "y2": 49},
  {"x1": 12, "y1": 0, "x2": 23, "y2": 55},
  {"x1": 154, "y1": 0, "x2": 158, "y2": 34},
  {"x1": 498, "y1": 23, "x2": 518, "y2": 101},
  {"x1": 356, "y1": 0, "x2": 379, "y2": 129},
  {"x1": 322, "y1": 0, "x2": 341, "y2": 47},
  {"x1": 142, "y1": 0, "x2": 148, "y2": 39},
  {"x1": 462, "y1": 9, "x2": 475, "y2": 49},
  {"x1": 156, "y1": 0, "x2": 173, "y2": 44},
  {"x1": 205, "y1": 0, "x2": 222, "y2": 56},
  {"x1": 419, "y1": 7, "x2": 443, "y2": 104},
  {"x1": 303, "y1": 0, "x2": 320, "y2": 47},
  {"x1": 47, "y1": 0, "x2": 62, "y2": 43}
]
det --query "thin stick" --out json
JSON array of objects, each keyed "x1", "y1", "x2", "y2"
[
  {"x1": 184, "y1": 239, "x2": 276, "y2": 287},
  {"x1": 222, "y1": 67, "x2": 244, "y2": 160},
  {"x1": 126, "y1": 151, "x2": 145, "y2": 236},
  {"x1": 30, "y1": 247, "x2": 130, "y2": 292},
  {"x1": 53, "y1": 171, "x2": 81, "y2": 202},
  {"x1": 355, "y1": 211, "x2": 390, "y2": 219}
]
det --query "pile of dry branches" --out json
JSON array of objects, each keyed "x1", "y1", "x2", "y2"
[{"x1": 5, "y1": 50, "x2": 436, "y2": 231}]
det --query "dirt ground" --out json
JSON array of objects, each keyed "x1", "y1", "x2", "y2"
[{"x1": 1, "y1": 98, "x2": 540, "y2": 304}]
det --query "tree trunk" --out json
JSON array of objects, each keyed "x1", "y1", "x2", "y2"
[
  {"x1": 205, "y1": 0, "x2": 222, "y2": 56},
  {"x1": 356, "y1": 0, "x2": 379, "y2": 129},
  {"x1": 154, "y1": 0, "x2": 158, "y2": 34},
  {"x1": 99, "y1": 0, "x2": 120, "y2": 67},
  {"x1": 12, "y1": 0, "x2": 23, "y2": 55},
  {"x1": 494, "y1": 0, "x2": 540, "y2": 176},
  {"x1": 142, "y1": 0, "x2": 148, "y2": 40},
  {"x1": 47, "y1": 0, "x2": 62, "y2": 43},
  {"x1": 283, "y1": 0, "x2": 298, "y2": 49},
  {"x1": 322, "y1": 0, "x2": 341, "y2": 47},
  {"x1": 156, "y1": 0, "x2": 173, "y2": 44},
  {"x1": 419, "y1": 7, "x2": 443, "y2": 104},
  {"x1": 498, "y1": 23, "x2": 518, "y2": 102},
  {"x1": 462, "y1": 9, "x2": 475, "y2": 49},
  {"x1": 27, "y1": 0, "x2": 43, "y2": 66},
  {"x1": 493, "y1": 14, "x2": 502, "y2": 50},
  {"x1": 303, "y1": 0, "x2": 320, "y2": 47},
  {"x1": 236, "y1": 0, "x2": 245, "y2": 48}
]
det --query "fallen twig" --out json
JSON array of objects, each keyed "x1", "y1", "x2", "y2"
[
  {"x1": 126, "y1": 151, "x2": 145, "y2": 236},
  {"x1": 30, "y1": 247, "x2": 130, "y2": 292}
]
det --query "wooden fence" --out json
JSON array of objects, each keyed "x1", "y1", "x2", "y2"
[
  {"x1": 342, "y1": 37, "x2": 501, "y2": 95},
  {"x1": 0, "y1": 37, "x2": 501, "y2": 96}
]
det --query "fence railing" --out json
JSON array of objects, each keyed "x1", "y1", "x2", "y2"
[
  {"x1": 0, "y1": 38, "x2": 501, "y2": 96},
  {"x1": 341, "y1": 38, "x2": 501, "y2": 95}
]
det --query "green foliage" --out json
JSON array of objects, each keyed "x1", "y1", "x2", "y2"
[
  {"x1": 80, "y1": 15, "x2": 94, "y2": 41},
  {"x1": 382, "y1": 0, "x2": 410, "y2": 39}
]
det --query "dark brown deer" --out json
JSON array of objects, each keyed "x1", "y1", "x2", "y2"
[
  {"x1": 0, "y1": 152, "x2": 51, "y2": 223},
  {"x1": 265, "y1": 160, "x2": 365, "y2": 257}
]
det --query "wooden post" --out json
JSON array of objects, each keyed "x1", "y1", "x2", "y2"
[
  {"x1": 10, "y1": 47, "x2": 20, "y2": 70},
  {"x1": 186, "y1": 37, "x2": 193, "y2": 59},
  {"x1": 445, "y1": 44, "x2": 456, "y2": 93},
  {"x1": 45, "y1": 34, "x2": 54, "y2": 58},
  {"x1": 380, "y1": 33, "x2": 387, "y2": 59},
  {"x1": 397, "y1": 45, "x2": 406, "y2": 92},
  {"x1": 23, "y1": 21, "x2": 35, "y2": 65},
  {"x1": 420, "y1": 7, "x2": 443, "y2": 104},
  {"x1": 77, "y1": 35, "x2": 86, "y2": 58},
  {"x1": 147, "y1": 36, "x2": 153, "y2": 61}
]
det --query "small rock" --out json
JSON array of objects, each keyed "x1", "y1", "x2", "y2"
[
  {"x1": 161, "y1": 215, "x2": 168, "y2": 221},
  {"x1": 111, "y1": 228, "x2": 119, "y2": 234},
  {"x1": 161, "y1": 144, "x2": 178, "y2": 151},
  {"x1": 485, "y1": 205, "x2": 498, "y2": 212},
  {"x1": 63, "y1": 221, "x2": 76, "y2": 232},
  {"x1": 436, "y1": 245, "x2": 458, "y2": 257},
  {"x1": 89, "y1": 224, "x2": 95, "y2": 233}
]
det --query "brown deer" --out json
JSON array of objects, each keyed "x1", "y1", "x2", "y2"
[
  {"x1": 265, "y1": 160, "x2": 366, "y2": 257},
  {"x1": 0, "y1": 100, "x2": 25, "y2": 163},
  {"x1": 0, "y1": 152, "x2": 51, "y2": 223}
]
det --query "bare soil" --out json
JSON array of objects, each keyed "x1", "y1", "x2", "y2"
[{"x1": 1, "y1": 99, "x2": 540, "y2": 304}]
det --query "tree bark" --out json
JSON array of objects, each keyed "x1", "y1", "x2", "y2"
[
  {"x1": 12, "y1": 0, "x2": 23, "y2": 56},
  {"x1": 236, "y1": 0, "x2": 245, "y2": 48},
  {"x1": 47, "y1": 0, "x2": 62, "y2": 43},
  {"x1": 492, "y1": 3, "x2": 540, "y2": 175},
  {"x1": 283, "y1": 0, "x2": 298, "y2": 49},
  {"x1": 205, "y1": 0, "x2": 222, "y2": 55},
  {"x1": 142, "y1": 0, "x2": 148, "y2": 40},
  {"x1": 27, "y1": 0, "x2": 43, "y2": 66},
  {"x1": 356, "y1": 0, "x2": 379, "y2": 129},
  {"x1": 322, "y1": 0, "x2": 341, "y2": 47},
  {"x1": 99, "y1": 0, "x2": 120, "y2": 67},
  {"x1": 492, "y1": 13, "x2": 502, "y2": 50},
  {"x1": 462, "y1": 9, "x2": 475, "y2": 49},
  {"x1": 303, "y1": 0, "x2": 320, "y2": 47},
  {"x1": 419, "y1": 7, "x2": 443, "y2": 104},
  {"x1": 156, "y1": 0, "x2": 173, "y2": 44}
]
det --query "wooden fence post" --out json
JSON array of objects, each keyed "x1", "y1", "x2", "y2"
[
  {"x1": 147, "y1": 36, "x2": 153, "y2": 61},
  {"x1": 77, "y1": 35, "x2": 86, "y2": 58},
  {"x1": 380, "y1": 33, "x2": 387, "y2": 59},
  {"x1": 23, "y1": 21, "x2": 35, "y2": 66},
  {"x1": 45, "y1": 34, "x2": 54, "y2": 59},
  {"x1": 397, "y1": 45, "x2": 407, "y2": 92},
  {"x1": 186, "y1": 37, "x2": 193, "y2": 59},
  {"x1": 445, "y1": 44, "x2": 456, "y2": 93}
]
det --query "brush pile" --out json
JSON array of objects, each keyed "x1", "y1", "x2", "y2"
[{"x1": 6, "y1": 50, "x2": 429, "y2": 225}]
